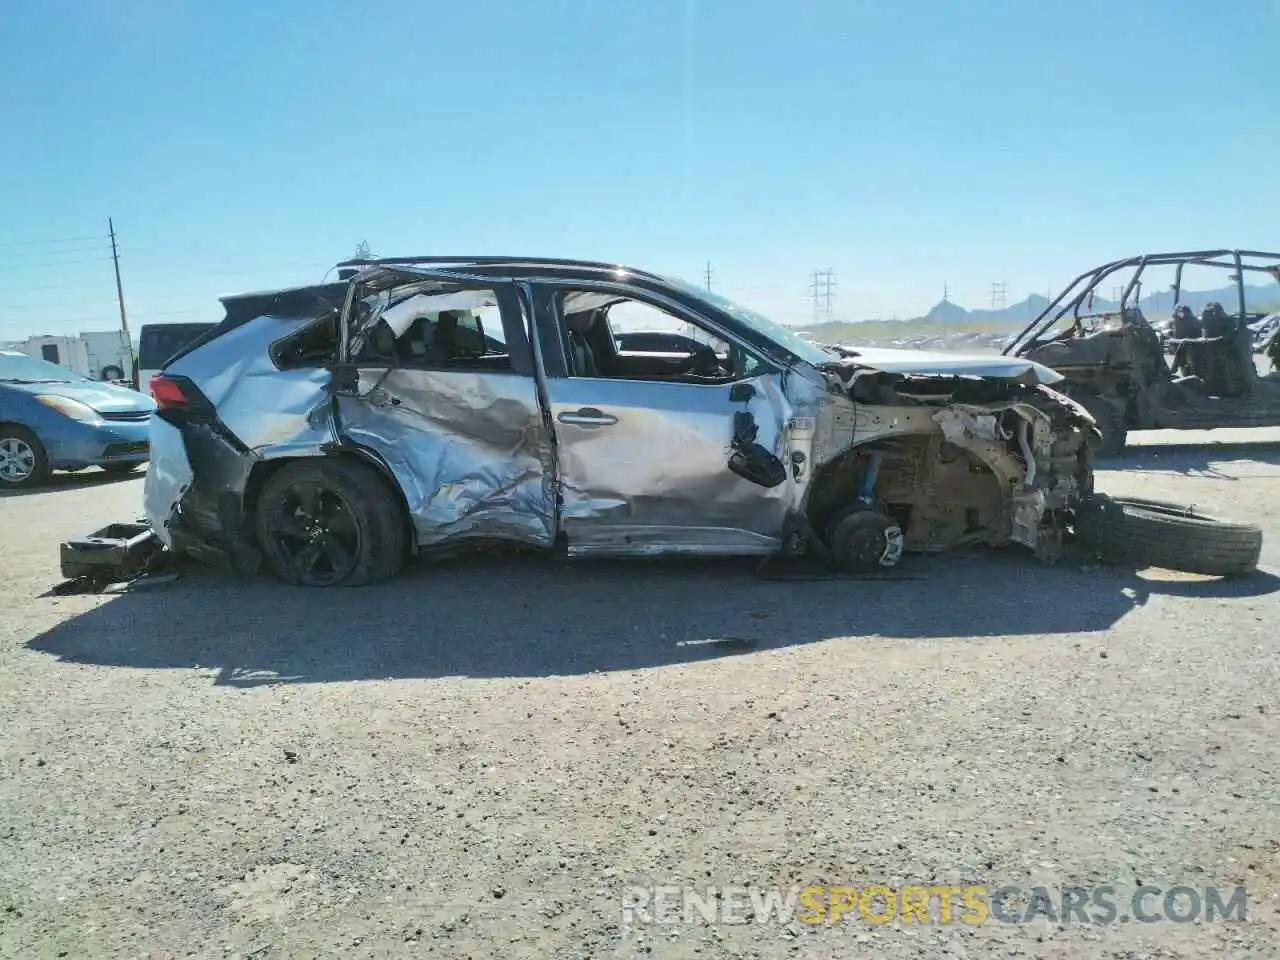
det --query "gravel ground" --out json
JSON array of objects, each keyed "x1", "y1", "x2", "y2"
[{"x1": 1, "y1": 432, "x2": 1278, "y2": 960}]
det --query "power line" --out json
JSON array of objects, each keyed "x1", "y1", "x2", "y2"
[
  {"x1": 0, "y1": 243, "x2": 113, "y2": 260},
  {"x1": 4, "y1": 308, "x2": 205, "y2": 327},
  {"x1": 116, "y1": 261, "x2": 332, "y2": 284},
  {"x1": 0, "y1": 279, "x2": 118, "y2": 295},
  {"x1": 0, "y1": 235, "x2": 107, "y2": 249},
  {"x1": 0, "y1": 262, "x2": 331, "y2": 300},
  {"x1": 0, "y1": 290, "x2": 214, "y2": 312},
  {"x1": 0, "y1": 255, "x2": 115, "y2": 271}
]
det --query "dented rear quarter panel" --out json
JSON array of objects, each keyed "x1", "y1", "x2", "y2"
[{"x1": 167, "y1": 314, "x2": 335, "y2": 456}]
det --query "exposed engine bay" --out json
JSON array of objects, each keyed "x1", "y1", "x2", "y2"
[{"x1": 807, "y1": 363, "x2": 1096, "y2": 564}]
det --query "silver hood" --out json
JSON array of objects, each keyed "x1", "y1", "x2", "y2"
[{"x1": 820, "y1": 346, "x2": 1064, "y2": 386}]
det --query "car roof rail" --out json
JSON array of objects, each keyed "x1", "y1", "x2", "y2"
[{"x1": 332, "y1": 255, "x2": 670, "y2": 283}]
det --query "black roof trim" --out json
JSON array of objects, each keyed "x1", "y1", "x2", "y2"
[
  {"x1": 333, "y1": 255, "x2": 670, "y2": 283},
  {"x1": 219, "y1": 282, "x2": 350, "y2": 325}
]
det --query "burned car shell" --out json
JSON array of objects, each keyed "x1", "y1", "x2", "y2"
[
  {"x1": 144, "y1": 259, "x2": 1096, "y2": 580},
  {"x1": 1005, "y1": 250, "x2": 1280, "y2": 453}
]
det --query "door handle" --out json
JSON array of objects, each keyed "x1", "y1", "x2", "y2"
[{"x1": 558, "y1": 407, "x2": 618, "y2": 426}]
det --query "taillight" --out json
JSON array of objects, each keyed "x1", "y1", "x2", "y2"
[
  {"x1": 148, "y1": 374, "x2": 214, "y2": 419},
  {"x1": 149, "y1": 374, "x2": 188, "y2": 409}
]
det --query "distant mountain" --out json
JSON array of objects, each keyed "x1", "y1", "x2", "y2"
[
  {"x1": 923, "y1": 283, "x2": 1280, "y2": 329},
  {"x1": 924, "y1": 295, "x2": 1050, "y2": 328}
]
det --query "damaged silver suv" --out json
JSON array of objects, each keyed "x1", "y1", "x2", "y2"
[{"x1": 143, "y1": 257, "x2": 1096, "y2": 586}]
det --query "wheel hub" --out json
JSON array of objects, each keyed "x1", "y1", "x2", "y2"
[
  {"x1": 0, "y1": 438, "x2": 36, "y2": 482},
  {"x1": 265, "y1": 486, "x2": 362, "y2": 586},
  {"x1": 846, "y1": 525, "x2": 888, "y2": 565}
]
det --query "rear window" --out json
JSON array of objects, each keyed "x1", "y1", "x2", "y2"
[{"x1": 139, "y1": 323, "x2": 218, "y2": 369}]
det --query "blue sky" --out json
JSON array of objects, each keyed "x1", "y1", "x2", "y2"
[{"x1": 1, "y1": 0, "x2": 1277, "y2": 339}]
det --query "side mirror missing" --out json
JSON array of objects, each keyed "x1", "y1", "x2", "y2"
[
  {"x1": 728, "y1": 409, "x2": 786, "y2": 488},
  {"x1": 729, "y1": 443, "x2": 787, "y2": 488}
]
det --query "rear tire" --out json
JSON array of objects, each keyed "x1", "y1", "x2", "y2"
[
  {"x1": 0, "y1": 426, "x2": 49, "y2": 489},
  {"x1": 253, "y1": 458, "x2": 407, "y2": 586},
  {"x1": 1075, "y1": 494, "x2": 1261, "y2": 577}
]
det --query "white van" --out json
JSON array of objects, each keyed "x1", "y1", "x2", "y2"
[{"x1": 9, "y1": 331, "x2": 133, "y2": 382}]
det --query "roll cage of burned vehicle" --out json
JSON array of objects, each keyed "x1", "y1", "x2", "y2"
[
  {"x1": 1004, "y1": 249, "x2": 1280, "y2": 454},
  {"x1": 142, "y1": 256, "x2": 1098, "y2": 586}
]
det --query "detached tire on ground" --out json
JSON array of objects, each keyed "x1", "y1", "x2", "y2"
[
  {"x1": 1075, "y1": 494, "x2": 1262, "y2": 577},
  {"x1": 253, "y1": 458, "x2": 407, "y2": 587}
]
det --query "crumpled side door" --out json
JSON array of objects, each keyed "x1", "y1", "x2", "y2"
[
  {"x1": 543, "y1": 374, "x2": 795, "y2": 555},
  {"x1": 334, "y1": 278, "x2": 556, "y2": 550},
  {"x1": 527, "y1": 283, "x2": 799, "y2": 556}
]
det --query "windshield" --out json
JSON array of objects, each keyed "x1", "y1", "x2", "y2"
[
  {"x1": 0, "y1": 352, "x2": 83, "y2": 383},
  {"x1": 667, "y1": 279, "x2": 831, "y2": 367}
]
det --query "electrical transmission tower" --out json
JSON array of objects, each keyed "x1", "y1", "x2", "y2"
[
  {"x1": 703, "y1": 261, "x2": 713, "y2": 291},
  {"x1": 990, "y1": 281, "x2": 1008, "y2": 311},
  {"x1": 942, "y1": 281, "x2": 951, "y2": 303},
  {"x1": 809, "y1": 269, "x2": 836, "y2": 324}
]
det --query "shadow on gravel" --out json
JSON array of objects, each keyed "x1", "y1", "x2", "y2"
[
  {"x1": 26, "y1": 553, "x2": 1280, "y2": 684},
  {"x1": 0, "y1": 468, "x2": 143, "y2": 499},
  {"x1": 1098, "y1": 440, "x2": 1280, "y2": 478}
]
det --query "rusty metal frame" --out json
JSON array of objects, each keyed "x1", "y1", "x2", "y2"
[{"x1": 1006, "y1": 249, "x2": 1280, "y2": 357}]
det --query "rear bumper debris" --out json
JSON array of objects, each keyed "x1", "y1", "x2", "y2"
[{"x1": 59, "y1": 521, "x2": 162, "y2": 583}]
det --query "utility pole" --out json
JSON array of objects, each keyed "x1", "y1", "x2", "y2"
[
  {"x1": 942, "y1": 281, "x2": 951, "y2": 303},
  {"x1": 108, "y1": 218, "x2": 134, "y2": 383},
  {"x1": 704, "y1": 261, "x2": 713, "y2": 291},
  {"x1": 809, "y1": 269, "x2": 836, "y2": 324}
]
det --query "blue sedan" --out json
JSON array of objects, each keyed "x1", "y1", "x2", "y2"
[{"x1": 0, "y1": 350, "x2": 156, "y2": 489}]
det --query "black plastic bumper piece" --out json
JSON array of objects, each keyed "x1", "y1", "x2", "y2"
[{"x1": 60, "y1": 522, "x2": 162, "y2": 581}]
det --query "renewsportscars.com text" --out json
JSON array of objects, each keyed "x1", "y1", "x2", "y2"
[{"x1": 621, "y1": 883, "x2": 1248, "y2": 928}]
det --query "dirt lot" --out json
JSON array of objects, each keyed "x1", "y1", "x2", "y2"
[{"x1": 2, "y1": 432, "x2": 1278, "y2": 959}]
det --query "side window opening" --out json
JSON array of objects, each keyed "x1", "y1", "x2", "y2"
[
  {"x1": 272, "y1": 315, "x2": 340, "y2": 369},
  {"x1": 353, "y1": 288, "x2": 514, "y2": 372},
  {"x1": 558, "y1": 292, "x2": 761, "y2": 383}
]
